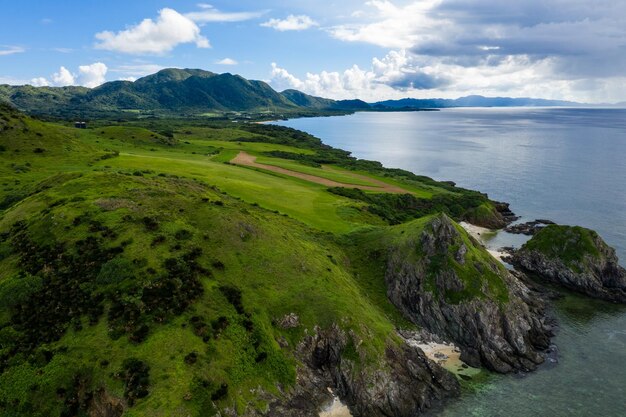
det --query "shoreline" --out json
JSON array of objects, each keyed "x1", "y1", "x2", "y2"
[{"x1": 459, "y1": 221, "x2": 507, "y2": 262}]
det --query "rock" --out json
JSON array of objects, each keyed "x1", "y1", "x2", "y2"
[
  {"x1": 87, "y1": 388, "x2": 125, "y2": 417},
  {"x1": 276, "y1": 313, "x2": 300, "y2": 329},
  {"x1": 385, "y1": 214, "x2": 554, "y2": 373},
  {"x1": 493, "y1": 201, "x2": 520, "y2": 224},
  {"x1": 512, "y1": 225, "x2": 626, "y2": 303},
  {"x1": 505, "y1": 219, "x2": 555, "y2": 235},
  {"x1": 258, "y1": 325, "x2": 459, "y2": 417}
]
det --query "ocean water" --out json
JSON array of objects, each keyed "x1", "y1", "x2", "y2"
[{"x1": 276, "y1": 109, "x2": 626, "y2": 417}]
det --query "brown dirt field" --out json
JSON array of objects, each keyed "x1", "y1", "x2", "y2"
[{"x1": 230, "y1": 151, "x2": 409, "y2": 193}]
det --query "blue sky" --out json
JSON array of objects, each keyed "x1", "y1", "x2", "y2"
[{"x1": 1, "y1": 0, "x2": 625, "y2": 102}]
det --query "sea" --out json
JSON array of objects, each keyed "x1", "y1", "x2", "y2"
[{"x1": 276, "y1": 108, "x2": 626, "y2": 417}]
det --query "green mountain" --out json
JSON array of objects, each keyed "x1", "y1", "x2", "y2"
[
  {"x1": 0, "y1": 104, "x2": 555, "y2": 416},
  {"x1": 0, "y1": 69, "x2": 362, "y2": 118}
]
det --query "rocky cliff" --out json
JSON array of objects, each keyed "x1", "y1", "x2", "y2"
[
  {"x1": 256, "y1": 325, "x2": 459, "y2": 417},
  {"x1": 384, "y1": 214, "x2": 553, "y2": 373},
  {"x1": 512, "y1": 225, "x2": 626, "y2": 303}
]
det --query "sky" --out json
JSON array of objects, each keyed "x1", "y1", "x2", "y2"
[{"x1": 1, "y1": 0, "x2": 625, "y2": 103}]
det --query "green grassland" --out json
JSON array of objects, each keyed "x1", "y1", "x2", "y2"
[{"x1": 0, "y1": 103, "x2": 506, "y2": 416}]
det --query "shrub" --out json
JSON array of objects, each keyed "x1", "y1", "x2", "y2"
[
  {"x1": 120, "y1": 358, "x2": 150, "y2": 406},
  {"x1": 96, "y1": 257, "x2": 134, "y2": 285}
]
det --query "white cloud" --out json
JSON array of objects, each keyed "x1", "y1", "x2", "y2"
[
  {"x1": 30, "y1": 77, "x2": 50, "y2": 87},
  {"x1": 51, "y1": 66, "x2": 75, "y2": 86},
  {"x1": 95, "y1": 8, "x2": 210, "y2": 54},
  {"x1": 187, "y1": 4, "x2": 267, "y2": 23},
  {"x1": 216, "y1": 58, "x2": 238, "y2": 65},
  {"x1": 270, "y1": 50, "x2": 449, "y2": 101},
  {"x1": 330, "y1": 0, "x2": 444, "y2": 48},
  {"x1": 261, "y1": 15, "x2": 318, "y2": 31},
  {"x1": 32, "y1": 63, "x2": 109, "y2": 88},
  {"x1": 0, "y1": 46, "x2": 25, "y2": 56},
  {"x1": 78, "y1": 62, "x2": 108, "y2": 88}
]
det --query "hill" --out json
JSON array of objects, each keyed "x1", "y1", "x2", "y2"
[{"x1": 0, "y1": 104, "x2": 555, "y2": 416}]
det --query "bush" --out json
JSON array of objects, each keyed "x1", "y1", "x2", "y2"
[
  {"x1": 120, "y1": 358, "x2": 150, "y2": 406},
  {"x1": 0, "y1": 273, "x2": 43, "y2": 308},
  {"x1": 96, "y1": 257, "x2": 134, "y2": 285},
  {"x1": 174, "y1": 229, "x2": 193, "y2": 241}
]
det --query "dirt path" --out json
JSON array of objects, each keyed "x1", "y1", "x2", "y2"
[{"x1": 231, "y1": 151, "x2": 409, "y2": 193}]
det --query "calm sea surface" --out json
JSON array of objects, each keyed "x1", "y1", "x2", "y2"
[{"x1": 277, "y1": 109, "x2": 626, "y2": 417}]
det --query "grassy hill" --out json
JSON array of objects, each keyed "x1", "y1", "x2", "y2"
[{"x1": 0, "y1": 103, "x2": 520, "y2": 416}]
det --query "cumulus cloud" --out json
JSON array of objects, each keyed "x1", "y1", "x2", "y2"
[
  {"x1": 261, "y1": 15, "x2": 318, "y2": 31},
  {"x1": 33, "y1": 63, "x2": 109, "y2": 88},
  {"x1": 216, "y1": 58, "x2": 238, "y2": 65},
  {"x1": 0, "y1": 46, "x2": 25, "y2": 56},
  {"x1": 95, "y1": 8, "x2": 210, "y2": 54},
  {"x1": 270, "y1": 50, "x2": 449, "y2": 101},
  {"x1": 30, "y1": 77, "x2": 50, "y2": 87},
  {"x1": 51, "y1": 66, "x2": 75, "y2": 86},
  {"x1": 78, "y1": 62, "x2": 108, "y2": 88},
  {"x1": 187, "y1": 4, "x2": 267, "y2": 23}
]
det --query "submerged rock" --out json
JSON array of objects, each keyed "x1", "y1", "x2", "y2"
[
  {"x1": 512, "y1": 225, "x2": 626, "y2": 303},
  {"x1": 385, "y1": 214, "x2": 553, "y2": 373}
]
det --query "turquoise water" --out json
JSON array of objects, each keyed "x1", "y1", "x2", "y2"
[{"x1": 277, "y1": 109, "x2": 626, "y2": 416}]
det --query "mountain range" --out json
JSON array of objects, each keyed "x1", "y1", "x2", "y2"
[
  {"x1": 0, "y1": 68, "x2": 597, "y2": 118},
  {"x1": 373, "y1": 95, "x2": 582, "y2": 109}
]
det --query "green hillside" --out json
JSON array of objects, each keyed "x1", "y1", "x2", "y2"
[{"x1": 0, "y1": 103, "x2": 522, "y2": 416}]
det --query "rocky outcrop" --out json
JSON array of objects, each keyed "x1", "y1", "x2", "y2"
[
  {"x1": 260, "y1": 325, "x2": 459, "y2": 417},
  {"x1": 88, "y1": 388, "x2": 125, "y2": 417},
  {"x1": 512, "y1": 225, "x2": 626, "y2": 303},
  {"x1": 385, "y1": 214, "x2": 553, "y2": 373},
  {"x1": 463, "y1": 201, "x2": 518, "y2": 230},
  {"x1": 505, "y1": 219, "x2": 555, "y2": 236}
]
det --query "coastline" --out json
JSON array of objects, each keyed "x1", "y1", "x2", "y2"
[{"x1": 459, "y1": 221, "x2": 507, "y2": 262}]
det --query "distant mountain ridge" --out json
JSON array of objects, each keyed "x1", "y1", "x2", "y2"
[
  {"x1": 373, "y1": 95, "x2": 582, "y2": 109},
  {"x1": 0, "y1": 68, "x2": 590, "y2": 118}
]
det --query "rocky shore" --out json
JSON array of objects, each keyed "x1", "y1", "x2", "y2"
[
  {"x1": 385, "y1": 214, "x2": 554, "y2": 373},
  {"x1": 260, "y1": 325, "x2": 460, "y2": 417}
]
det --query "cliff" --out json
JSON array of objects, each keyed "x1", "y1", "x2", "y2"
[{"x1": 379, "y1": 214, "x2": 553, "y2": 372}]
